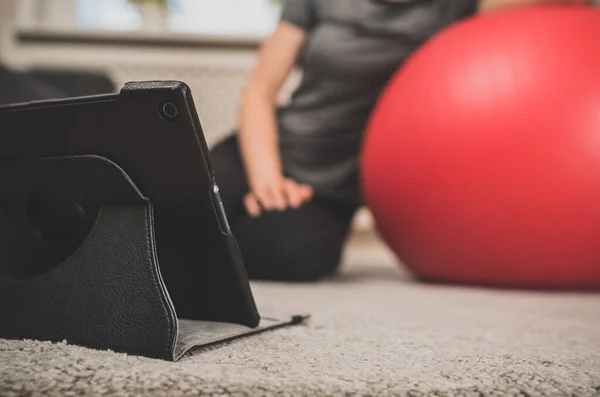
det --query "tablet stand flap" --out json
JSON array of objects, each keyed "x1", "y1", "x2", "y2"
[
  {"x1": 173, "y1": 315, "x2": 309, "y2": 361},
  {"x1": 0, "y1": 155, "x2": 178, "y2": 360}
]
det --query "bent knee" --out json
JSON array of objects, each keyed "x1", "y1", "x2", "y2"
[{"x1": 245, "y1": 237, "x2": 344, "y2": 282}]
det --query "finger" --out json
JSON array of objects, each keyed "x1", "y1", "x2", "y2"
[
  {"x1": 285, "y1": 178, "x2": 313, "y2": 200},
  {"x1": 283, "y1": 180, "x2": 304, "y2": 208},
  {"x1": 271, "y1": 187, "x2": 288, "y2": 210},
  {"x1": 257, "y1": 187, "x2": 286, "y2": 211},
  {"x1": 254, "y1": 188, "x2": 275, "y2": 210},
  {"x1": 266, "y1": 184, "x2": 287, "y2": 210},
  {"x1": 299, "y1": 183, "x2": 314, "y2": 201},
  {"x1": 244, "y1": 193, "x2": 261, "y2": 217}
]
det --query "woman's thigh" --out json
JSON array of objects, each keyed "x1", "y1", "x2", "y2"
[{"x1": 232, "y1": 200, "x2": 357, "y2": 282}]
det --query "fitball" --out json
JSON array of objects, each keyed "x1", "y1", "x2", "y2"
[{"x1": 361, "y1": 5, "x2": 600, "y2": 288}]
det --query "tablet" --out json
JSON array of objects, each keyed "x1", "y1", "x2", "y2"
[{"x1": 0, "y1": 81, "x2": 260, "y2": 328}]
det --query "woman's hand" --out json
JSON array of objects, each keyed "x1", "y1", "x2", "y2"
[
  {"x1": 237, "y1": 21, "x2": 312, "y2": 217},
  {"x1": 244, "y1": 177, "x2": 314, "y2": 217}
]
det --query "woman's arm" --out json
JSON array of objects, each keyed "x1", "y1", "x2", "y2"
[
  {"x1": 237, "y1": 21, "x2": 313, "y2": 216},
  {"x1": 478, "y1": 0, "x2": 590, "y2": 12}
]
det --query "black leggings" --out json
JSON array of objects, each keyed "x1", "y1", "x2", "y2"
[{"x1": 209, "y1": 135, "x2": 358, "y2": 282}]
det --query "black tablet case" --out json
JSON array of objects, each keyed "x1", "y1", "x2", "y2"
[{"x1": 0, "y1": 81, "x2": 307, "y2": 361}]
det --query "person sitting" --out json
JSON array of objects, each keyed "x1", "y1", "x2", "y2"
[{"x1": 210, "y1": 0, "x2": 590, "y2": 282}]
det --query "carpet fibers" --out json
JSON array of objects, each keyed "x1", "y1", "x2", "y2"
[{"x1": 1, "y1": 241, "x2": 600, "y2": 397}]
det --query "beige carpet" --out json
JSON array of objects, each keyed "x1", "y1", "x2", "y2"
[{"x1": 1, "y1": 235, "x2": 599, "y2": 397}]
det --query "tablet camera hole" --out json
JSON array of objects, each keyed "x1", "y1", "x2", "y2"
[{"x1": 160, "y1": 102, "x2": 178, "y2": 121}]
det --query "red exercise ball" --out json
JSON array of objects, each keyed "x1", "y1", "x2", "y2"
[{"x1": 361, "y1": 5, "x2": 600, "y2": 289}]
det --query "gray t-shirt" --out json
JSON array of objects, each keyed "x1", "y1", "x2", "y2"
[{"x1": 277, "y1": 0, "x2": 478, "y2": 204}]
